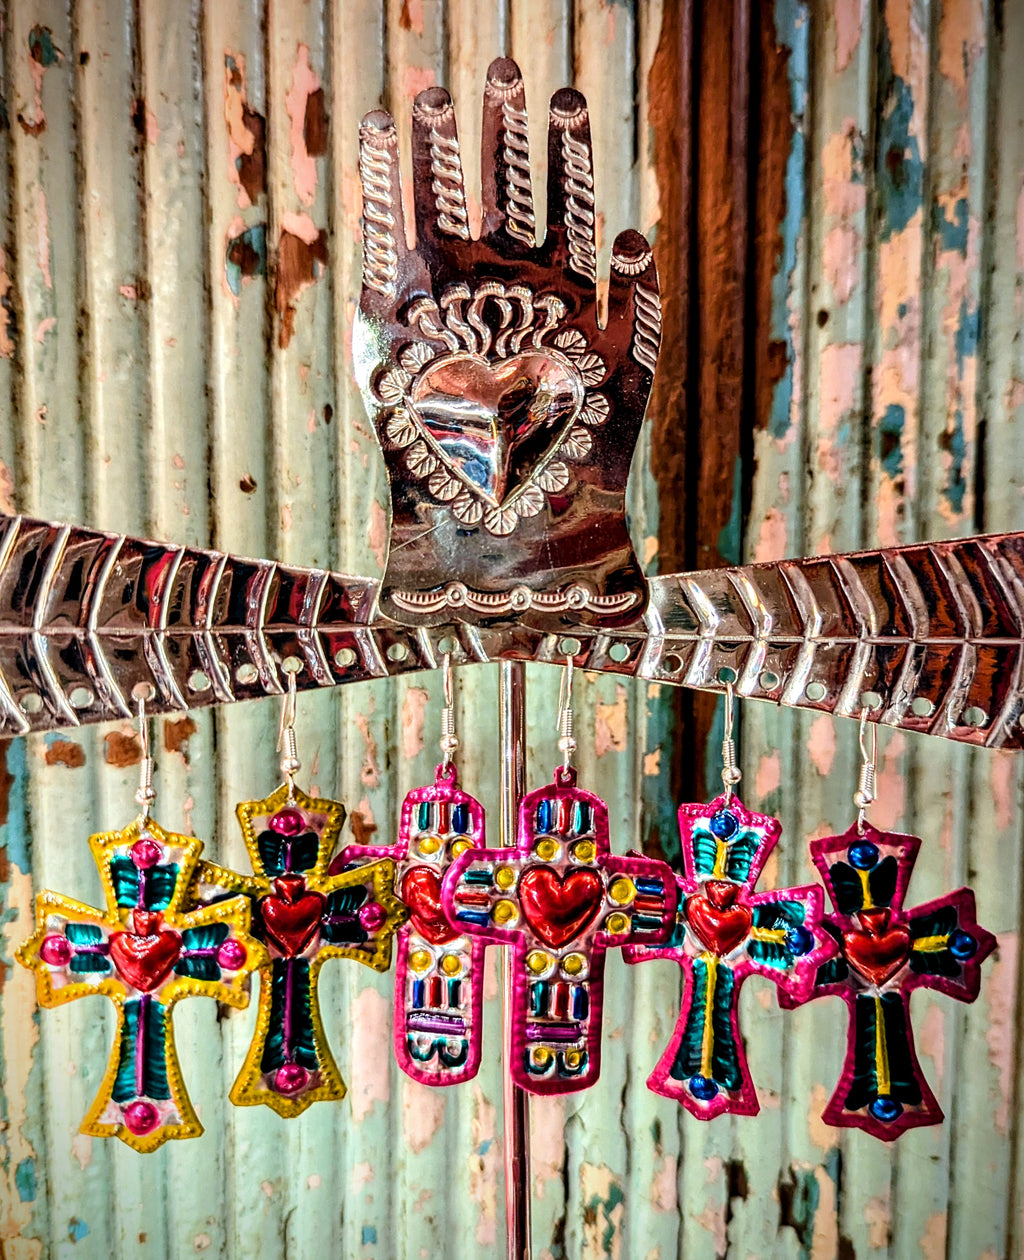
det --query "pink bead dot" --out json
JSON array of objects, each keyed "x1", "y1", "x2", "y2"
[
  {"x1": 274, "y1": 1064, "x2": 310, "y2": 1096},
  {"x1": 40, "y1": 934, "x2": 72, "y2": 967},
  {"x1": 359, "y1": 902, "x2": 387, "y2": 932},
  {"x1": 269, "y1": 808, "x2": 304, "y2": 837},
  {"x1": 123, "y1": 1100, "x2": 159, "y2": 1135},
  {"x1": 216, "y1": 939, "x2": 247, "y2": 971},
  {"x1": 131, "y1": 838, "x2": 162, "y2": 869}
]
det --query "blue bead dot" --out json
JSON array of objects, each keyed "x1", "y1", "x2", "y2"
[
  {"x1": 848, "y1": 841, "x2": 879, "y2": 870},
  {"x1": 710, "y1": 810, "x2": 738, "y2": 840},
  {"x1": 869, "y1": 1096, "x2": 902, "y2": 1123},
  {"x1": 689, "y1": 1074, "x2": 719, "y2": 1101},
  {"x1": 787, "y1": 926, "x2": 814, "y2": 956},
  {"x1": 949, "y1": 930, "x2": 977, "y2": 960}
]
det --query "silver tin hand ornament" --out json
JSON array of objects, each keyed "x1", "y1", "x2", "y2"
[{"x1": 352, "y1": 60, "x2": 660, "y2": 632}]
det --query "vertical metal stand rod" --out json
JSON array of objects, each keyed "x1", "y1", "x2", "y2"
[{"x1": 500, "y1": 659, "x2": 532, "y2": 1260}]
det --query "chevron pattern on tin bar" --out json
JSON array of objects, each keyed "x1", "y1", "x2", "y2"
[{"x1": 0, "y1": 511, "x2": 1022, "y2": 750}]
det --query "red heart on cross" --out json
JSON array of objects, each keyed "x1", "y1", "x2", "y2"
[
  {"x1": 686, "y1": 880, "x2": 752, "y2": 956},
  {"x1": 842, "y1": 908, "x2": 911, "y2": 987},
  {"x1": 109, "y1": 909, "x2": 182, "y2": 992},
  {"x1": 519, "y1": 866, "x2": 603, "y2": 949},
  {"x1": 260, "y1": 874, "x2": 325, "y2": 957},
  {"x1": 402, "y1": 866, "x2": 459, "y2": 945}
]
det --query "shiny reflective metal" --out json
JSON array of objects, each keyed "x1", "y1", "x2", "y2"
[
  {"x1": 0, "y1": 63, "x2": 1021, "y2": 752},
  {"x1": 353, "y1": 61, "x2": 659, "y2": 633},
  {"x1": 556, "y1": 654, "x2": 577, "y2": 770},
  {"x1": 276, "y1": 665, "x2": 301, "y2": 797},
  {"x1": 3, "y1": 55, "x2": 1021, "y2": 1260},
  {"x1": 3, "y1": 510, "x2": 1024, "y2": 750},
  {"x1": 854, "y1": 706, "x2": 878, "y2": 834},
  {"x1": 439, "y1": 651, "x2": 459, "y2": 773}
]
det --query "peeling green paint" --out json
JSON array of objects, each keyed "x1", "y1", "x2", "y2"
[
  {"x1": 2, "y1": 740, "x2": 29, "y2": 874},
  {"x1": 933, "y1": 196, "x2": 970, "y2": 254},
  {"x1": 879, "y1": 403, "x2": 905, "y2": 480},
  {"x1": 778, "y1": 1164, "x2": 820, "y2": 1259},
  {"x1": 225, "y1": 224, "x2": 268, "y2": 295},
  {"x1": 585, "y1": 1180, "x2": 625, "y2": 1258},
  {"x1": 876, "y1": 27, "x2": 925, "y2": 239},
  {"x1": 955, "y1": 299, "x2": 980, "y2": 375},
  {"x1": 1, "y1": 5, "x2": 1022, "y2": 1260},
  {"x1": 717, "y1": 455, "x2": 744, "y2": 565},
  {"x1": 28, "y1": 26, "x2": 61, "y2": 68},
  {"x1": 14, "y1": 1156, "x2": 37, "y2": 1202},
  {"x1": 768, "y1": 0, "x2": 810, "y2": 440},
  {"x1": 943, "y1": 406, "x2": 968, "y2": 514}
]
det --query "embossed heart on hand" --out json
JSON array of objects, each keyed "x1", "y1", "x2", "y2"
[
  {"x1": 842, "y1": 908, "x2": 911, "y2": 987},
  {"x1": 686, "y1": 880, "x2": 752, "y2": 956},
  {"x1": 260, "y1": 874, "x2": 325, "y2": 958},
  {"x1": 519, "y1": 866, "x2": 603, "y2": 948},
  {"x1": 109, "y1": 909, "x2": 182, "y2": 992},
  {"x1": 402, "y1": 866, "x2": 459, "y2": 945},
  {"x1": 410, "y1": 352, "x2": 584, "y2": 506}
]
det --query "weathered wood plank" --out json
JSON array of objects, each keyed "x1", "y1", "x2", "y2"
[
  {"x1": 0, "y1": 13, "x2": 47, "y2": 1256},
  {"x1": 200, "y1": 3, "x2": 284, "y2": 1256},
  {"x1": 5, "y1": 4, "x2": 120, "y2": 1255},
  {"x1": 726, "y1": 0, "x2": 813, "y2": 1252},
  {"x1": 792, "y1": 4, "x2": 883, "y2": 1257},
  {"x1": 560, "y1": 9, "x2": 647, "y2": 1258},
  {"x1": 902, "y1": 5, "x2": 1002, "y2": 1259},
  {"x1": 265, "y1": 3, "x2": 341, "y2": 1249},
  {"x1": 138, "y1": 0, "x2": 231, "y2": 1254},
  {"x1": 75, "y1": 5, "x2": 175, "y2": 1251},
  {"x1": 853, "y1": 0, "x2": 932, "y2": 1252},
  {"x1": 325, "y1": 4, "x2": 400, "y2": 1257},
  {"x1": 950, "y1": 4, "x2": 1024, "y2": 1258},
  {"x1": 983, "y1": 8, "x2": 1024, "y2": 1255}
]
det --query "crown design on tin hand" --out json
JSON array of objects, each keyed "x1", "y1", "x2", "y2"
[{"x1": 354, "y1": 58, "x2": 661, "y2": 631}]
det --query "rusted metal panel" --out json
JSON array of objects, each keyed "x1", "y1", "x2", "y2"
[{"x1": 0, "y1": 3, "x2": 1023, "y2": 1259}]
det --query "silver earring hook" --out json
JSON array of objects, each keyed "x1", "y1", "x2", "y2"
[
  {"x1": 854, "y1": 705, "x2": 878, "y2": 833},
  {"x1": 439, "y1": 651, "x2": 459, "y2": 771},
  {"x1": 135, "y1": 693, "x2": 156, "y2": 821},
  {"x1": 277, "y1": 667, "x2": 301, "y2": 797},
  {"x1": 721, "y1": 679, "x2": 742, "y2": 804},
  {"x1": 557, "y1": 655, "x2": 577, "y2": 769}
]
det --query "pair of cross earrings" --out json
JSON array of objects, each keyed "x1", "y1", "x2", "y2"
[{"x1": 18, "y1": 654, "x2": 995, "y2": 1151}]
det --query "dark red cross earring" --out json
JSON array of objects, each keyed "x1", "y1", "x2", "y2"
[{"x1": 780, "y1": 708, "x2": 996, "y2": 1139}]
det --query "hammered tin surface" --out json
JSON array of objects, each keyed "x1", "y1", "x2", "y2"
[{"x1": 1, "y1": 3, "x2": 1023, "y2": 1257}]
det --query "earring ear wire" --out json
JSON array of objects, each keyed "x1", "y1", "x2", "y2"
[
  {"x1": 440, "y1": 651, "x2": 459, "y2": 770},
  {"x1": 557, "y1": 654, "x2": 577, "y2": 769},
  {"x1": 276, "y1": 666, "x2": 301, "y2": 797},
  {"x1": 134, "y1": 692, "x2": 156, "y2": 821},
  {"x1": 853, "y1": 705, "x2": 878, "y2": 834},
  {"x1": 720, "y1": 679, "x2": 741, "y2": 804}
]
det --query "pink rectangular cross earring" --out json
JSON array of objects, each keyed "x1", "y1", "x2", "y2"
[
  {"x1": 442, "y1": 655, "x2": 677, "y2": 1093},
  {"x1": 779, "y1": 706, "x2": 997, "y2": 1139},
  {"x1": 336, "y1": 650, "x2": 488, "y2": 1086}
]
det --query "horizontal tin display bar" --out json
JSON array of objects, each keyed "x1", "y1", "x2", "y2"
[{"x1": 0, "y1": 513, "x2": 1021, "y2": 749}]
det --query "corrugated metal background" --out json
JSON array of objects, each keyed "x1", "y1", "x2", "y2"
[{"x1": 1, "y1": 1, "x2": 1023, "y2": 1256}]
